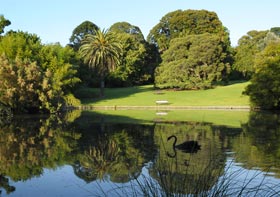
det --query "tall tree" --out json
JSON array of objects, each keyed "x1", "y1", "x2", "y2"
[
  {"x1": 0, "y1": 15, "x2": 11, "y2": 35},
  {"x1": 155, "y1": 33, "x2": 231, "y2": 89},
  {"x1": 109, "y1": 22, "x2": 144, "y2": 41},
  {"x1": 233, "y1": 30, "x2": 268, "y2": 79},
  {"x1": 270, "y1": 27, "x2": 280, "y2": 37},
  {"x1": 79, "y1": 29, "x2": 122, "y2": 96},
  {"x1": 0, "y1": 55, "x2": 42, "y2": 113},
  {"x1": 243, "y1": 42, "x2": 280, "y2": 109},
  {"x1": 0, "y1": 31, "x2": 80, "y2": 113},
  {"x1": 147, "y1": 9, "x2": 225, "y2": 53},
  {"x1": 108, "y1": 22, "x2": 159, "y2": 86},
  {"x1": 69, "y1": 21, "x2": 100, "y2": 87},
  {"x1": 69, "y1": 21, "x2": 99, "y2": 51},
  {"x1": 0, "y1": 31, "x2": 42, "y2": 62}
]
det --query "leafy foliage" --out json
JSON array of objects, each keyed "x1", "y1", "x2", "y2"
[
  {"x1": 79, "y1": 29, "x2": 122, "y2": 96},
  {"x1": 233, "y1": 30, "x2": 269, "y2": 78},
  {"x1": 149, "y1": 9, "x2": 232, "y2": 90},
  {"x1": 108, "y1": 22, "x2": 159, "y2": 86},
  {"x1": 0, "y1": 55, "x2": 42, "y2": 113},
  {"x1": 0, "y1": 31, "x2": 42, "y2": 62},
  {"x1": 147, "y1": 9, "x2": 225, "y2": 52},
  {"x1": 69, "y1": 21, "x2": 99, "y2": 51},
  {"x1": 0, "y1": 15, "x2": 11, "y2": 34},
  {"x1": 0, "y1": 31, "x2": 81, "y2": 113},
  {"x1": 243, "y1": 42, "x2": 280, "y2": 109},
  {"x1": 155, "y1": 33, "x2": 231, "y2": 89}
]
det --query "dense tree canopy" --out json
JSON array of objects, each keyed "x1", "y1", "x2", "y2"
[
  {"x1": 0, "y1": 55, "x2": 42, "y2": 112},
  {"x1": 155, "y1": 33, "x2": 231, "y2": 89},
  {"x1": 3, "y1": 12, "x2": 280, "y2": 112},
  {"x1": 233, "y1": 30, "x2": 268, "y2": 78},
  {"x1": 147, "y1": 9, "x2": 225, "y2": 53},
  {"x1": 0, "y1": 31, "x2": 42, "y2": 62},
  {"x1": 0, "y1": 31, "x2": 80, "y2": 113},
  {"x1": 109, "y1": 22, "x2": 144, "y2": 41},
  {"x1": 108, "y1": 22, "x2": 159, "y2": 86},
  {"x1": 0, "y1": 15, "x2": 10, "y2": 34},
  {"x1": 152, "y1": 9, "x2": 232, "y2": 89},
  {"x1": 243, "y1": 42, "x2": 280, "y2": 109},
  {"x1": 69, "y1": 21, "x2": 99, "y2": 51},
  {"x1": 79, "y1": 29, "x2": 122, "y2": 96},
  {"x1": 0, "y1": 15, "x2": 11, "y2": 34}
]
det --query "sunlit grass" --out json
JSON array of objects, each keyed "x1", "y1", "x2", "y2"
[{"x1": 82, "y1": 81, "x2": 250, "y2": 107}]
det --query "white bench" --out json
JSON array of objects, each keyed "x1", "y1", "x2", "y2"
[{"x1": 156, "y1": 100, "x2": 169, "y2": 105}]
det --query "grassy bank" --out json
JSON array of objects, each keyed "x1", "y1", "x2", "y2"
[{"x1": 81, "y1": 81, "x2": 250, "y2": 107}]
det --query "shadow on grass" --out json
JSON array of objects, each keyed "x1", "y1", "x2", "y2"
[
  {"x1": 213, "y1": 80, "x2": 249, "y2": 87},
  {"x1": 81, "y1": 85, "x2": 155, "y2": 105},
  {"x1": 76, "y1": 110, "x2": 154, "y2": 125}
]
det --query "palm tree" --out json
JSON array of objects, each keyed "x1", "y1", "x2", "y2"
[{"x1": 79, "y1": 29, "x2": 122, "y2": 96}]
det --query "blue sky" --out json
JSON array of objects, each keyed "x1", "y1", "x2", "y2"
[{"x1": 1, "y1": 0, "x2": 279, "y2": 46}]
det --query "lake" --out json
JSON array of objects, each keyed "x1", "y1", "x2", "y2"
[{"x1": 1, "y1": 110, "x2": 280, "y2": 196}]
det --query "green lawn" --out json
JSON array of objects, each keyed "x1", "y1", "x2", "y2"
[{"x1": 82, "y1": 81, "x2": 250, "y2": 107}]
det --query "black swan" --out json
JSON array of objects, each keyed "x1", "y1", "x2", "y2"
[{"x1": 167, "y1": 135, "x2": 201, "y2": 153}]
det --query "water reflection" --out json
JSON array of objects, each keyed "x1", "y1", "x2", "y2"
[
  {"x1": 0, "y1": 110, "x2": 280, "y2": 196},
  {"x1": 148, "y1": 122, "x2": 227, "y2": 195},
  {"x1": 233, "y1": 112, "x2": 280, "y2": 177}
]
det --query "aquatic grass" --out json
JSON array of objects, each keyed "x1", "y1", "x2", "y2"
[
  {"x1": 123, "y1": 160, "x2": 280, "y2": 197},
  {"x1": 87, "y1": 153, "x2": 280, "y2": 197}
]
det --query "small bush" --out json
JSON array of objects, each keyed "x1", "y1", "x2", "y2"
[{"x1": 63, "y1": 94, "x2": 81, "y2": 107}]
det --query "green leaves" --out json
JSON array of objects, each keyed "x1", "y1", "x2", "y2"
[
  {"x1": 80, "y1": 29, "x2": 122, "y2": 72},
  {"x1": 244, "y1": 42, "x2": 280, "y2": 109},
  {"x1": 155, "y1": 34, "x2": 231, "y2": 90},
  {"x1": 148, "y1": 10, "x2": 232, "y2": 90},
  {"x1": 0, "y1": 55, "x2": 42, "y2": 112},
  {"x1": 0, "y1": 31, "x2": 81, "y2": 113},
  {"x1": 69, "y1": 21, "x2": 99, "y2": 51},
  {"x1": 233, "y1": 30, "x2": 268, "y2": 78},
  {"x1": 147, "y1": 10, "x2": 224, "y2": 53},
  {"x1": 0, "y1": 15, "x2": 11, "y2": 34},
  {"x1": 79, "y1": 29, "x2": 122, "y2": 95},
  {"x1": 107, "y1": 23, "x2": 158, "y2": 86}
]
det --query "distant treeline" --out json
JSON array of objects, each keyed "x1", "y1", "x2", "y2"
[{"x1": 0, "y1": 9, "x2": 280, "y2": 113}]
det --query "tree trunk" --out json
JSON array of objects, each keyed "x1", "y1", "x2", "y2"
[{"x1": 100, "y1": 79, "x2": 105, "y2": 97}]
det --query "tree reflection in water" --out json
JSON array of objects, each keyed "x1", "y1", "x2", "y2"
[
  {"x1": 1, "y1": 111, "x2": 280, "y2": 196},
  {"x1": 72, "y1": 112, "x2": 157, "y2": 183},
  {"x1": 144, "y1": 122, "x2": 227, "y2": 196},
  {"x1": 74, "y1": 131, "x2": 145, "y2": 182},
  {"x1": 233, "y1": 111, "x2": 280, "y2": 177},
  {"x1": 0, "y1": 112, "x2": 81, "y2": 194}
]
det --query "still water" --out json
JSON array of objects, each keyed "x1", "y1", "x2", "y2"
[{"x1": 1, "y1": 110, "x2": 280, "y2": 196}]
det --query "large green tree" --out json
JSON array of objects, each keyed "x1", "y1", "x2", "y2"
[
  {"x1": 38, "y1": 44, "x2": 81, "y2": 113},
  {"x1": 233, "y1": 30, "x2": 268, "y2": 79},
  {"x1": 0, "y1": 55, "x2": 42, "y2": 113},
  {"x1": 79, "y1": 29, "x2": 122, "y2": 96},
  {"x1": 0, "y1": 15, "x2": 11, "y2": 35},
  {"x1": 0, "y1": 31, "x2": 80, "y2": 113},
  {"x1": 147, "y1": 9, "x2": 225, "y2": 53},
  {"x1": 155, "y1": 33, "x2": 231, "y2": 89},
  {"x1": 0, "y1": 31, "x2": 42, "y2": 62},
  {"x1": 69, "y1": 21, "x2": 100, "y2": 87},
  {"x1": 69, "y1": 21, "x2": 99, "y2": 51},
  {"x1": 243, "y1": 42, "x2": 280, "y2": 109},
  {"x1": 149, "y1": 9, "x2": 232, "y2": 90},
  {"x1": 108, "y1": 22, "x2": 159, "y2": 86}
]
